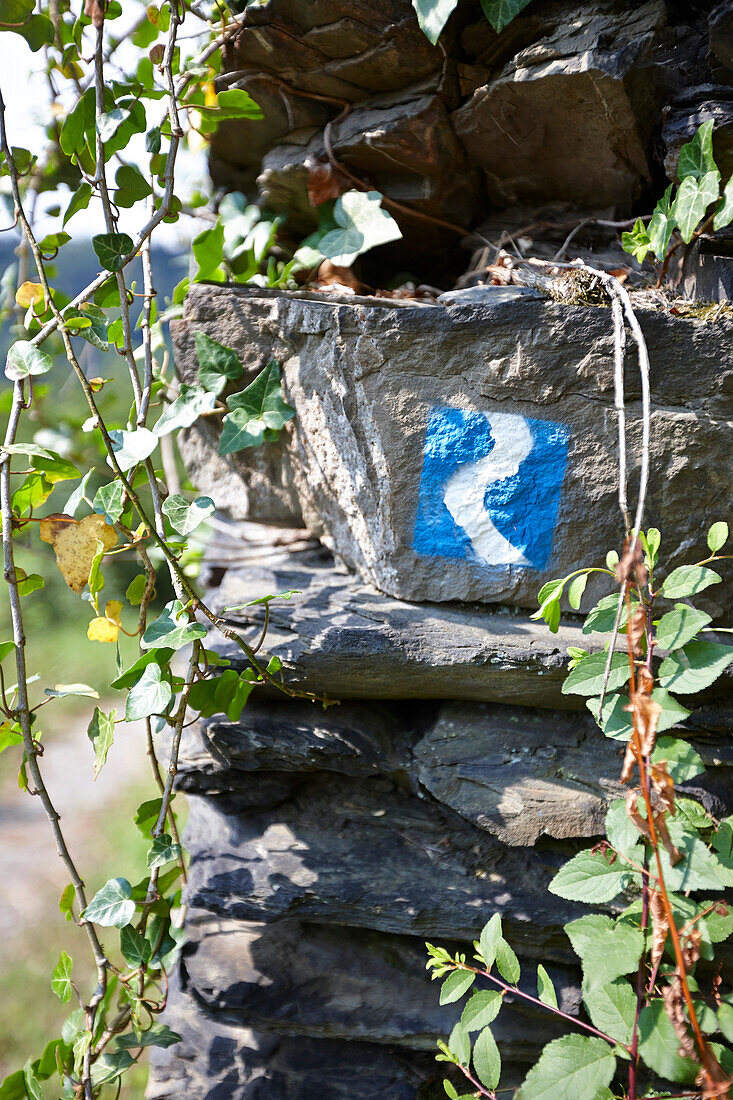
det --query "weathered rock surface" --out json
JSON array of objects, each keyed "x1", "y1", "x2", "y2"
[{"x1": 173, "y1": 284, "x2": 733, "y2": 612}]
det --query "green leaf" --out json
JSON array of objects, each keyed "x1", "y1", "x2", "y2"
[
  {"x1": 133, "y1": 797, "x2": 164, "y2": 837},
  {"x1": 495, "y1": 938, "x2": 520, "y2": 984},
  {"x1": 564, "y1": 915, "x2": 643, "y2": 991},
  {"x1": 93, "y1": 480, "x2": 126, "y2": 523},
  {"x1": 17, "y1": 573, "x2": 43, "y2": 597},
  {"x1": 638, "y1": 1000, "x2": 699, "y2": 1083},
  {"x1": 51, "y1": 951, "x2": 73, "y2": 1003},
  {"x1": 30, "y1": 454, "x2": 80, "y2": 484},
  {"x1": 656, "y1": 604, "x2": 712, "y2": 651},
  {"x1": 192, "y1": 221, "x2": 225, "y2": 282},
  {"x1": 672, "y1": 170, "x2": 721, "y2": 243},
  {"x1": 318, "y1": 190, "x2": 402, "y2": 266},
  {"x1": 162, "y1": 494, "x2": 215, "y2": 535},
  {"x1": 120, "y1": 925, "x2": 152, "y2": 968},
  {"x1": 87, "y1": 707, "x2": 116, "y2": 778},
  {"x1": 479, "y1": 0, "x2": 533, "y2": 32},
  {"x1": 153, "y1": 383, "x2": 217, "y2": 435},
  {"x1": 59, "y1": 88, "x2": 95, "y2": 158},
  {"x1": 621, "y1": 217, "x2": 652, "y2": 263},
  {"x1": 448, "y1": 1021, "x2": 471, "y2": 1067},
  {"x1": 219, "y1": 360, "x2": 294, "y2": 455},
  {"x1": 473, "y1": 1025, "x2": 501, "y2": 1090},
  {"x1": 411, "y1": 0, "x2": 458, "y2": 44},
  {"x1": 647, "y1": 186, "x2": 675, "y2": 258},
  {"x1": 115, "y1": 1023, "x2": 181, "y2": 1050},
  {"x1": 659, "y1": 639, "x2": 733, "y2": 694},
  {"x1": 440, "y1": 969, "x2": 475, "y2": 1005},
  {"x1": 44, "y1": 683, "x2": 99, "y2": 699},
  {"x1": 479, "y1": 913, "x2": 502, "y2": 970},
  {"x1": 64, "y1": 469, "x2": 94, "y2": 516},
  {"x1": 661, "y1": 564, "x2": 721, "y2": 598},
  {"x1": 661, "y1": 816, "x2": 730, "y2": 892},
  {"x1": 0, "y1": 1071, "x2": 25, "y2": 1100},
  {"x1": 22, "y1": 1062, "x2": 41, "y2": 1100},
  {"x1": 561, "y1": 651, "x2": 630, "y2": 697},
  {"x1": 605, "y1": 799, "x2": 643, "y2": 860},
  {"x1": 92, "y1": 232, "x2": 134, "y2": 272},
  {"x1": 83, "y1": 877, "x2": 135, "y2": 928},
  {"x1": 714, "y1": 176, "x2": 733, "y2": 231},
  {"x1": 0, "y1": 722, "x2": 23, "y2": 755},
  {"x1": 5, "y1": 341, "x2": 52, "y2": 381},
  {"x1": 59, "y1": 882, "x2": 75, "y2": 922},
  {"x1": 111, "y1": 648, "x2": 174, "y2": 689},
  {"x1": 126, "y1": 663, "x2": 172, "y2": 721},
  {"x1": 194, "y1": 332, "x2": 243, "y2": 395},
  {"x1": 520, "y1": 1035, "x2": 616, "y2": 1100},
  {"x1": 718, "y1": 1002, "x2": 733, "y2": 1044},
  {"x1": 63, "y1": 181, "x2": 93, "y2": 227},
  {"x1": 91, "y1": 1051, "x2": 134, "y2": 1086},
  {"x1": 97, "y1": 105, "x2": 131, "y2": 143},
  {"x1": 708, "y1": 520, "x2": 729, "y2": 552},
  {"x1": 567, "y1": 573, "x2": 588, "y2": 610},
  {"x1": 677, "y1": 119, "x2": 717, "y2": 182},
  {"x1": 652, "y1": 736, "x2": 704, "y2": 782},
  {"x1": 108, "y1": 426, "x2": 158, "y2": 471},
  {"x1": 537, "y1": 965, "x2": 558, "y2": 1009},
  {"x1": 461, "y1": 990, "x2": 503, "y2": 1032},
  {"x1": 141, "y1": 600, "x2": 207, "y2": 651},
  {"x1": 17, "y1": 12, "x2": 54, "y2": 51},
  {"x1": 549, "y1": 850, "x2": 629, "y2": 904},
  {"x1": 588, "y1": 688, "x2": 690, "y2": 742},
  {"x1": 582, "y1": 978, "x2": 636, "y2": 1046},
  {"x1": 115, "y1": 164, "x2": 152, "y2": 208},
  {"x1": 147, "y1": 833, "x2": 181, "y2": 870},
  {"x1": 126, "y1": 574, "x2": 148, "y2": 605}
]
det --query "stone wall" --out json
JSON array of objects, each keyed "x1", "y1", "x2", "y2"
[{"x1": 149, "y1": 285, "x2": 733, "y2": 1097}]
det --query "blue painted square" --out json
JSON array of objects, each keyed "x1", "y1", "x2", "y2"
[{"x1": 412, "y1": 407, "x2": 570, "y2": 569}]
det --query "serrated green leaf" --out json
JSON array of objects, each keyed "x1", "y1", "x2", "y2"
[
  {"x1": 537, "y1": 965, "x2": 558, "y2": 1009},
  {"x1": 565, "y1": 915, "x2": 644, "y2": 991},
  {"x1": 318, "y1": 190, "x2": 402, "y2": 266},
  {"x1": 588, "y1": 688, "x2": 690, "y2": 742},
  {"x1": 520, "y1": 1035, "x2": 616, "y2": 1100},
  {"x1": 162, "y1": 494, "x2": 215, "y2": 535},
  {"x1": 638, "y1": 1000, "x2": 699, "y2": 1083},
  {"x1": 87, "y1": 706, "x2": 116, "y2": 778},
  {"x1": 656, "y1": 604, "x2": 712, "y2": 651},
  {"x1": 583, "y1": 978, "x2": 636, "y2": 1047},
  {"x1": 479, "y1": 913, "x2": 502, "y2": 970},
  {"x1": 83, "y1": 877, "x2": 135, "y2": 928},
  {"x1": 495, "y1": 938, "x2": 520, "y2": 984},
  {"x1": 440, "y1": 969, "x2": 475, "y2": 1005},
  {"x1": 561, "y1": 651, "x2": 630, "y2": 697},
  {"x1": 473, "y1": 1025, "x2": 501, "y2": 1090},
  {"x1": 51, "y1": 951, "x2": 73, "y2": 1003},
  {"x1": 448, "y1": 1021, "x2": 471, "y2": 1066},
  {"x1": 605, "y1": 799, "x2": 643, "y2": 860},
  {"x1": 661, "y1": 564, "x2": 721, "y2": 598},
  {"x1": 652, "y1": 737, "x2": 704, "y2": 783},
  {"x1": 659, "y1": 639, "x2": 733, "y2": 694},
  {"x1": 5, "y1": 341, "x2": 52, "y2": 381},
  {"x1": 461, "y1": 990, "x2": 503, "y2": 1032},
  {"x1": 549, "y1": 851, "x2": 629, "y2": 904},
  {"x1": 92, "y1": 232, "x2": 134, "y2": 272}
]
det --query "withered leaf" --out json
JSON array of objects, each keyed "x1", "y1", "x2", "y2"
[
  {"x1": 316, "y1": 260, "x2": 362, "y2": 291},
  {"x1": 625, "y1": 692, "x2": 662, "y2": 756},
  {"x1": 662, "y1": 976, "x2": 698, "y2": 1061},
  {"x1": 650, "y1": 760, "x2": 676, "y2": 815},
  {"x1": 650, "y1": 889, "x2": 668, "y2": 968},
  {"x1": 615, "y1": 537, "x2": 648, "y2": 589},
  {"x1": 628, "y1": 607, "x2": 647, "y2": 657},
  {"x1": 40, "y1": 513, "x2": 117, "y2": 594},
  {"x1": 307, "y1": 162, "x2": 344, "y2": 207},
  {"x1": 87, "y1": 600, "x2": 122, "y2": 644}
]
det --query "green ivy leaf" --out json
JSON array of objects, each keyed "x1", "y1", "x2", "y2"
[
  {"x1": 549, "y1": 851, "x2": 629, "y2": 904},
  {"x1": 479, "y1": 0, "x2": 533, "y2": 32},
  {"x1": 318, "y1": 190, "x2": 402, "y2": 267},
  {"x1": 536, "y1": 965, "x2": 558, "y2": 1009},
  {"x1": 561, "y1": 651, "x2": 630, "y2": 696},
  {"x1": 219, "y1": 360, "x2": 294, "y2": 455},
  {"x1": 473, "y1": 1025, "x2": 501, "y2": 1090},
  {"x1": 564, "y1": 915, "x2": 643, "y2": 991},
  {"x1": 582, "y1": 978, "x2": 635, "y2": 1047},
  {"x1": 92, "y1": 232, "x2": 134, "y2": 272},
  {"x1": 714, "y1": 176, "x2": 733, "y2": 231},
  {"x1": 658, "y1": 639, "x2": 733, "y2": 694},
  {"x1": 63, "y1": 181, "x2": 93, "y2": 227},
  {"x1": 125, "y1": 574, "x2": 148, "y2": 605},
  {"x1": 647, "y1": 185, "x2": 675, "y2": 258},
  {"x1": 115, "y1": 1023, "x2": 182, "y2": 1050},
  {"x1": 192, "y1": 221, "x2": 225, "y2": 282},
  {"x1": 114, "y1": 164, "x2": 152, "y2": 208},
  {"x1": 162, "y1": 494, "x2": 215, "y2": 535},
  {"x1": 411, "y1": 0, "x2": 458, "y2": 44},
  {"x1": 87, "y1": 706, "x2": 116, "y2": 778},
  {"x1": 91, "y1": 1051, "x2": 135, "y2": 1086},
  {"x1": 141, "y1": 600, "x2": 207, "y2": 651},
  {"x1": 195, "y1": 332, "x2": 243, "y2": 395},
  {"x1": 111, "y1": 648, "x2": 174, "y2": 689},
  {"x1": 461, "y1": 990, "x2": 503, "y2": 1032},
  {"x1": 22, "y1": 1062, "x2": 41, "y2": 1100},
  {"x1": 520, "y1": 1035, "x2": 616, "y2": 1100},
  {"x1": 83, "y1": 877, "x2": 135, "y2": 928},
  {"x1": 656, "y1": 604, "x2": 712, "y2": 651},
  {"x1": 5, "y1": 340, "x2": 52, "y2": 381},
  {"x1": 672, "y1": 170, "x2": 720, "y2": 243},
  {"x1": 153, "y1": 383, "x2": 217, "y2": 435},
  {"x1": 125, "y1": 662, "x2": 172, "y2": 721},
  {"x1": 108, "y1": 426, "x2": 158, "y2": 471},
  {"x1": 661, "y1": 564, "x2": 721, "y2": 598},
  {"x1": 17, "y1": 12, "x2": 54, "y2": 51},
  {"x1": 30, "y1": 454, "x2": 80, "y2": 484},
  {"x1": 439, "y1": 970, "x2": 475, "y2": 1005},
  {"x1": 677, "y1": 119, "x2": 717, "y2": 182},
  {"x1": 0, "y1": 1070, "x2": 25, "y2": 1100},
  {"x1": 120, "y1": 925, "x2": 152, "y2": 968},
  {"x1": 638, "y1": 1000, "x2": 699, "y2": 1083},
  {"x1": 51, "y1": 951, "x2": 73, "y2": 1003},
  {"x1": 621, "y1": 217, "x2": 652, "y2": 263},
  {"x1": 93, "y1": 480, "x2": 126, "y2": 523},
  {"x1": 147, "y1": 833, "x2": 181, "y2": 869}
]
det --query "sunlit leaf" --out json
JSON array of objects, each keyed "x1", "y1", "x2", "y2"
[
  {"x1": 87, "y1": 706, "x2": 116, "y2": 777},
  {"x1": 318, "y1": 190, "x2": 401, "y2": 267},
  {"x1": 194, "y1": 332, "x2": 242, "y2": 395},
  {"x1": 5, "y1": 340, "x2": 52, "y2": 381},
  {"x1": 125, "y1": 662, "x2": 172, "y2": 720},
  {"x1": 92, "y1": 232, "x2": 134, "y2": 272},
  {"x1": 83, "y1": 877, "x2": 135, "y2": 928},
  {"x1": 51, "y1": 952, "x2": 73, "y2": 1003},
  {"x1": 108, "y1": 426, "x2": 157, "y2": 471},
  {"x1": 162, "y1": 494, "x2": 215, "y2": 535},
  {"x1": 141, "y1": 599, "x2": 207, "y2": 650}
]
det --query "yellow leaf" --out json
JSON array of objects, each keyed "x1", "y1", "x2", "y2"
[
  {"x1": 39, "y1": 512, "x2": 117, "y2": 594},
  {"x1": 89, "y1": 377, "x2": 111, "y2": 392},
  {"x1": 87, "y1": 617, "x2": 118, "y2": 643},
  {"x1": 15, "y1": 281, "x2": 44, "y2": 308}
]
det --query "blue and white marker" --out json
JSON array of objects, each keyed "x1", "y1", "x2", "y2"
[{"x1": 412, "y1": 407, "x2": 570, "y2": 570}]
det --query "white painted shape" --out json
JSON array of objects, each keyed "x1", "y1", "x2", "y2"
[{"x1": 443, "y1": 412, "x2": 533, "y2": 566}]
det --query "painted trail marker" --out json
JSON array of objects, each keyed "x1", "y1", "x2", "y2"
[{"x1": 413, "y1": 408, "x2": 570, "y2": 569}]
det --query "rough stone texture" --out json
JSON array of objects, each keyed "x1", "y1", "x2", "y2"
[
  {"x1": 662, "y1": 84, "x2": 733, "y2": 183},
  {"x1": 173, "y1": 284, "x2": 733, "y2": 613}
]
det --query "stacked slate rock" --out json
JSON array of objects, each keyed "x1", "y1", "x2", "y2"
[{"x1": 149, "y1": 284, "x2": 733, "y2": 1098}]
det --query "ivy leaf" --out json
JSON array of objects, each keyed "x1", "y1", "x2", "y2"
[
  {"x1": 714, "y1": 176, "x2": 733, "y2": 231},
  {"x1": 439, "y1": 970, "x2": 475, "y2": 1005},
  {"x1": 114, "y1": 164, "x2": 152, "y2": 208},
  {"x1": 672, "y1": 170, "x2": 720, "y2": 243},
  {"x1": 153, "y1": 383, "x2": 217, "y2": 435},
  {"x1": 479, "y1": 0, "x2": 533, "y2": 32},
  {"x1": 219, "y1": 360, "x2": 294, "y2": 456},
  {"x1": 661, "y1": 564, "x2": 721, "y2": 598},
  {"x1": 17, "y1": 12, "x2": 54, "y2": 51},
  {"x1": 0, "y1": 1070, "x2": 26, "y2": 1100},
  {"x1": 97, "y1": 106, "x2": 132, "y2": 143},
  {"x1": 411, "y1": 0, "x2": 459, "y2": 44},
  {"x1": 63, "y1": 181, "x2": 93, "y2": 227},
  {"x1": 108, "y1": 426, "x2": 158, "y2": 471},
  {"x1": 473, "y1": 1025, "x2": 501, "y2": 1090},
  {"x1": 520, "y1": 1035, "x2": 616, "y2": 1100},
  {"x1": 621, "y1": 217, "x2": 652, "y2": 263},
  {"x1": 120, "y1": 926, "x2": 152, "y2": 968},
  {"x1": 638, "y1": 1000, "x2": 699, "y2": 1083},
  {"x1": 51, "y1": 951, "x2": 73, "y2": 1003},
  {"x1": 147, "y1": 833, "x2": 181, "y2": 869},
  {"x1": 195, "y1": 332, "x2": 243, "y2": 395},
  {"x1": 83, "y1": 877, "x2": 135, "y2": 928},
  {"x1": 192, "y1": 221, "x2": 225, "y2": 282},
  {"x1": 91, "y1": 1052, "x2": 135, "y2": 1086},
  {"x1": 647, "y1": 185, "x2": 675, "y2": 258},
  {"x1": 92, "y1": 232, "x2": 134, "y2": 272},
  {"x1": 125, "y1": 574, "x2": 148, "y2": 606},
  {"x1": 461, "y1": 990, "x2": 502, "y2": 1032},
  {"x1": 677, "y1": 119, "x2": 717, "y2": 182},
  {"x1": 564, "y1": 915, "x2": 643, "y2": 991},
  {"x1": 162, "y1": 494, "x2": 215, "y2": 535},
  {"x1": 537, "y1": 965, "x2": 558, "y2": 1009},
  {"x1": 318, "y1": 190, "x2": 402, "y2": 267},
  {"x1": 93, "y1": 480, "x2": 126, "y2": 523},
  {"x1": 656, "y1": 604, "x2": 712, "y2": 651},
  {"x1": 658, "y1": 639, "x2": 733, "y2": 694},
  {"x1": 87, "y1": 707, "x2": 116, "y2": 778},
  {"x1": 44, "y1": 683, "x2": 98, "y2": 699},
  {"x1": 126, "y1": 663, "x2": 172, "y2": 721},
  {"x1": 5, "y1": 340, "x2": 52, "y2": 380},
  {"x1": 30, "y1": 454, "x2": 80, "y2": 484},
  {"x1": 111, "y1": 649, "x2": 174, "y2": 690},
  {"x1": 22, "y1": 1062, "x2": 41, "y2": 1100},
  {"x1": 561, "y1": 651, "x2": 630, "y2": 697},
  {"x1": 115, "y1": 1023, "x2": 182, "y2": 1050},
  {"x1": 652, "y1": 736, "x2": 704, "y2": 783},
  {"x1": 549, "y1": 850, "x2": 629, "y2": 904},
  {"x1": 141, "y1": 599, "x2": 207, "y2": 651},
  {"x1": 582, "y1": 978, "x2": 636, "y2": 1047}
]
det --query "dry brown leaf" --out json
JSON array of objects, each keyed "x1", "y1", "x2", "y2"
[
  {"x1": 662, "y1": 976, "x2": 698, "y2": 1061},
  {"x1": 621, "y1": 739, "x2": 637, "y2": 784},
  {"x1": 650, "y1": 760, "x2": 676, "y2": 814},
  {"x1": 636, "y1": 666, "x2": 654, "y2": 695},
  {"x1": 650, "y1": 889, "x2": 669, "y2": 968},
  {"x1": 307, "y1": 163, "x2": 344, "y2": 207},
  {"x1": 625, "y1": 692, "x2": 662, "y2": 756},
  {"x1": 315, "y1": 260, "x2": 362, "y2": 292},
  {"x1": 628, "y1": 607, "x2": 647, "y2": 656},
  {"x1": 40, "y1": 513, "x2": 117, "y2": 594},
  {"x1": 681, "y1": 928, "x2": 701, "y2": 973},
  {"x1": 615, "y1": 537, "x2": 648, "y2": 589},
  {"x1": 84, "y1": 0, "x2": 105, "y2": 26}
]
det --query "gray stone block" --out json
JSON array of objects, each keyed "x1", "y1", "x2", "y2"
[{"x1": 173, "y1": 285, "x2": 733, "y2": 614}]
